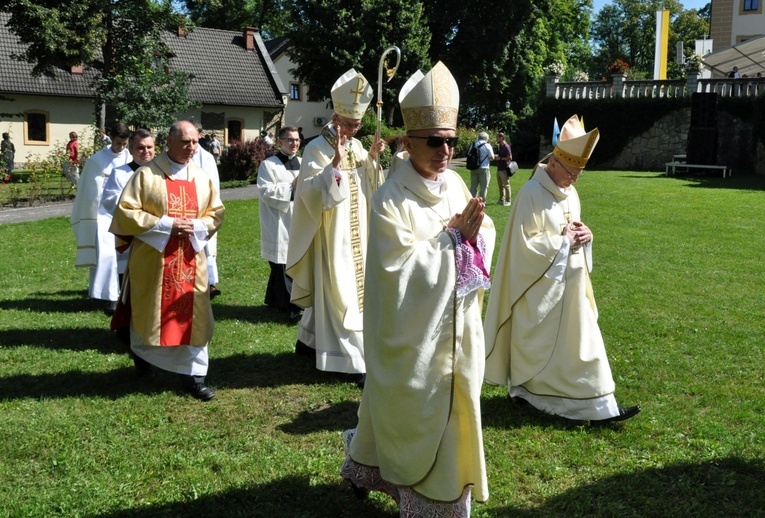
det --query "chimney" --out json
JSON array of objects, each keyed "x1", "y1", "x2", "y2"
[
  {"x1": 243, "y1": 27, "x2": 256, "y2": 51},
  {"x1": 177, "y1": 26, "x2": 186, "y2": 37},
  {"x1": 70, "y1": 64, "x2": 84, "y2": 75}
]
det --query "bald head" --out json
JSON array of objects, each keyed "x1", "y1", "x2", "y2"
[{"x1": 166, "y1": 121, "x2": 199, "y2": 164}]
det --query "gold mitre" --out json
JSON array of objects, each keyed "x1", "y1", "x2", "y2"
[
  {"x1": 331, "y1": 68, "x2": 373, "y2": 120},
  {"x1": 553, "y1": 115, "x2": 600, "y2": 169},
  {"x1": 399, "y1": 61, "x2": 459, "y2": 131}
]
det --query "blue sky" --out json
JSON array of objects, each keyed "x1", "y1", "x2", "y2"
[{"x1": 592, "y1": 0, "x2": 710, "y2": 12}]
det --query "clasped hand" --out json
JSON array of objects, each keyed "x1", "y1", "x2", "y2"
[
  {"x1": 448, "y1": 197, "x2": 485, "y2": 245},
  {"x1": 172, "y1": 218, "x2": 194, "y2": 237},
  {"x1": 563, "y1": 221, "x2": 592, "y2": 247}
]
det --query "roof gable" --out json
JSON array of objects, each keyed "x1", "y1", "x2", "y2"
[
  {"x1": 165, "y1": 26, "x2": 285, "y2": 108},
  {"x1": 0, "y1": 13, "x2": 285, "y2": 108},
  {"x1": 0, "y1": 12, "x2": 98, "y2": 99}
]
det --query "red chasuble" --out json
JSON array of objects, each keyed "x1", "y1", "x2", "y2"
[{"x1": 160, "y1": 178, "x2": 199, "y2": 346}]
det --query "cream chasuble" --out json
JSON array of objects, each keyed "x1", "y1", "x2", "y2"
[
  {"x1": 349, "y1": 157, "x2": 494, "y2": 503},
  {"x1": 286, "y1": 125, "x2": 383, "y2": 374},
  {"x1": 484, "y1": 164, "x2": 615, "y2": 399},
  {"x1": 110, "y1": 153, "x2": 224, "y2": 348}
]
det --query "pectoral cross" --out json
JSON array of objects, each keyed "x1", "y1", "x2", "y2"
[{"x1": 350, "y1": 77, "x2": 366, "y2": 105}]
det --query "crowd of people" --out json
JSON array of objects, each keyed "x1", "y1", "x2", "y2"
[{"x1": 66, "y1": 62, "x2": 640, "y2": 517}]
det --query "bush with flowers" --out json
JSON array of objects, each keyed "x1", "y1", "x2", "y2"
[
  {"x1": 608, "y1": 58, "x2": 630, "y2": 75},
  {"x1": 545, "y1": 61, "x2": 566, "y2": 76},
  {"x1": 684, "y1": 53, "x2": 703, "y2": 74},
  {"x1": 572, "y1": 70, "x2": 590, "y2": 82}
]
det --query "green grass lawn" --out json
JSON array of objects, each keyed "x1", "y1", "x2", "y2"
[{"x1": 1, "y1": 168, "x2": 764, "y2": 517}]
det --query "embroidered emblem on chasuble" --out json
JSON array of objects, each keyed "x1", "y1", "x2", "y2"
[{"x1": 160, "y1": 178, "x2": 199, "y2": 346}]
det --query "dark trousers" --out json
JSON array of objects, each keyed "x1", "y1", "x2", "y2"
[{"x1": 265, "y1": 261, "x2": 300, "y2": 312}]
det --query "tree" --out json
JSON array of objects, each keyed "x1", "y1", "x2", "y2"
[
  {"x1": 182, "y1": 0, "x2": 291, "y2": 38},
  {"x1": 591, "y1": 0, "x2": 709, "y2": 80},
  {"x1": 1, "y1": 0, "x2": 196, "y2": 129},
  {"x1": 421, "y1": 0, "x2": 592, "y2": 131},
  {"x1": 288, "y1": 0, "x2": 431, "y2": 126}
]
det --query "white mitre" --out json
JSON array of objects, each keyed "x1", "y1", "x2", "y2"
[
  {"x1": 399, "y1": 61, "x2": 459, "y2": 131},
  {"x1": 553, "y1": 115, "x2": 600, "y2": 168},
  {"x1": 331, "y1": 68, "x2": 373, "y2": 119}
]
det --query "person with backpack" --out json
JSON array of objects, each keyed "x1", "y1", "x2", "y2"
[{"x1": 466, "y1": 131, "x2": 494, "y2": 201}]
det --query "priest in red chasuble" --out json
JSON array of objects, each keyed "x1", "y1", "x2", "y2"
[{"x1": 111, "y1": 120, "x2": 225, "y2": 401}]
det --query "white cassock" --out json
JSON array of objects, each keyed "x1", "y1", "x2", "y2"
[
  {"x1": 192, "y1": 147, "x2": 220, "y2": 285},
  {"x1": 101, "y1": 161, "x2": 139, "y2": 275},
  {"x1": 71, "y1": 146, "x2": 131, "y2": 301},
  {"x1": 286, "y1": 125, "x2": 384, "y2": 374}
]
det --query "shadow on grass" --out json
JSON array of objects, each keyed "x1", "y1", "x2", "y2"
[
  {"x1": 481, "y1": 393, "x2": 629, "y2": 432},
  {"x1": 92, "y1": 475, "x2": 396, "y2": 517},
  {"x1": 0, "y1": 352, "x2": 360, "y2": 401},
  {"x1": 488, "y1": 457, "x2": 765, "y2": 517},
  {"x1": 617, "y1": 172, "x2": 765, "y2": 191},
  {"x1": 278, "y1": 400, "x2": 360, "y2": 435},
  {"x1": 0, "y1": 289, "x2": 107, "y2": 313},
  {"x1": 0, "y1": 326, "x2": 125, "y2": 353},
  {"x1": 212, "y1": 301, "x2": 303, "y2": 325}
]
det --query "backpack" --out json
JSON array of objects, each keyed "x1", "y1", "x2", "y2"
[{"x1": 466, "y1": 142, "x2": 485, "y2": 170}]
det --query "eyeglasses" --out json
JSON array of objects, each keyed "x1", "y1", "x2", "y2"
[
  {"x1": 554, "y1": 158, "x2": 583, "y2": 177},
  {"x1": 337, "y1": 121, "x2": 362, "y2": 130},
  {"x1": 408, "y1": 136, "x2": 459, "y2": 148},
  {"x1": 280, "y1": 138, "x2": 300, "y2": 144}
]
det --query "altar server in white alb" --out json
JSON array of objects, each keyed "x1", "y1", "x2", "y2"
[
  {"x1": 257, "y1": 125, "x2": 302, "y2": 319},
  {"x1": 483, "y1": 115, "x2": 640, "y2": 424},
  {"x1": 342, "y1": 61, "x2": 494, "y2": 516},
  {"x1": 190, "y1": 127, "x2": 223, "y2": 299},
  {"x1": 101, "y1": 128, "x2": 156, "y2": 289},
  {"x1": 70, "y1": 123, "x2": 131, "y2": 313},
  {"x1": 286, "y1": 69, "x2": 385, "y2": 387}
]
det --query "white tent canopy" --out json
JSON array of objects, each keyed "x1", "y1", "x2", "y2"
[{"x1": 702, "y1": 35, "x2": 765, "y2": 78}]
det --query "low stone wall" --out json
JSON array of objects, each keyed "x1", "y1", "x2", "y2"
[
  {"x1": 538, "y1": 106, "x2": 763, "y2": 174},
  {"x1": 598, "y1": 109, "x2": 690, "y2": 170}
]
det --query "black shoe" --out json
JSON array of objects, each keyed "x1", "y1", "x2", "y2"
[
  {"x1": 510, "y1": 395, "x2": 533, "y2": 409},
  {"x1": 209, "y1": 285, "x2": 221, "y2": 299},
  {"x1": 288, "y1": 308, "x2": 303, "y2": 323},
  {"x1": 348, "y1": 480, "x2": 368, "y2": 500},
  {"x1": 104, "y1": 300, "x2": 118, "y2": 316},
  {"x1": 179, "y1": 374, "x2": 216, "y2": 401},
  {"x1": 351, "y1": 373, "x2": 366, "y2": 389},
  {"x1": 132, "y1": 354, "x2": 151, "y2": 377},
  {"x1": 295, "y1": 340, "x2": 315, "y2": 357},
  {"x1": 592, "y1": 405, "x2": 641, "y2": 425}
]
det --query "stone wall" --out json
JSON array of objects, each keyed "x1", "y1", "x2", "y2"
[
  {"x1": 538, "y1": 105, "x2": 764, "y2": 174},
  {"x1": 598, "y1": 109, "x2": 690, "y2": 170}
]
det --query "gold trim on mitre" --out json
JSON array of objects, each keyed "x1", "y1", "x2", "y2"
[
  {"x1": 399, "y1": 61, "x2": 459, "y2": 131},
  {"x1": 331, "y1": 68, "x2": 373, "y2": 119},
  {"x1": 552, "y1": 115, "x2": 600, "y2": 169}
]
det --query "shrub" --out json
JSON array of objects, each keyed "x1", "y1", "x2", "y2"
[{"x1": 219, "y1": 138, "x2": 275, "y2": 182}]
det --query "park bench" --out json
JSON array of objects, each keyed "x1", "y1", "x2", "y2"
[{"x1": 665, "y1": 161, "x2": 729, "y2": 178}]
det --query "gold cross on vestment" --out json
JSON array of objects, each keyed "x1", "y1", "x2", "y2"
[{"x1": 350, "y1": 77, "x2": 366, "y2": 105}]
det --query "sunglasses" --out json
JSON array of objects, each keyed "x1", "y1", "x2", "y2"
[{"x1": 408, "y1": 136, "x2": 459, "y2": 148}]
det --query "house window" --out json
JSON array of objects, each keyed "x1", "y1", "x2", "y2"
[
  {"x1": 227, "y1": 119, "x2": 243, "y2": 144},
  {"x1": 743, "y1": 0, "x2": 759, "y2": 11},
  {"x1": 290, "y1": 82, "x2": 301, "y2": 101},
  {"x1": 24, "y1": 111, "x2": 49, "y2": 145}
]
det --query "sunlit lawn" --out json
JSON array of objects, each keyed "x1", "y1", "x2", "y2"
[{"x1": 1, "y1": 168, "x2": 764, "y2": 517}]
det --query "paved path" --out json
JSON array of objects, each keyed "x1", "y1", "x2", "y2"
[{"x1": 0, "y1": 184, "x2": 259, "y2": 225}]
